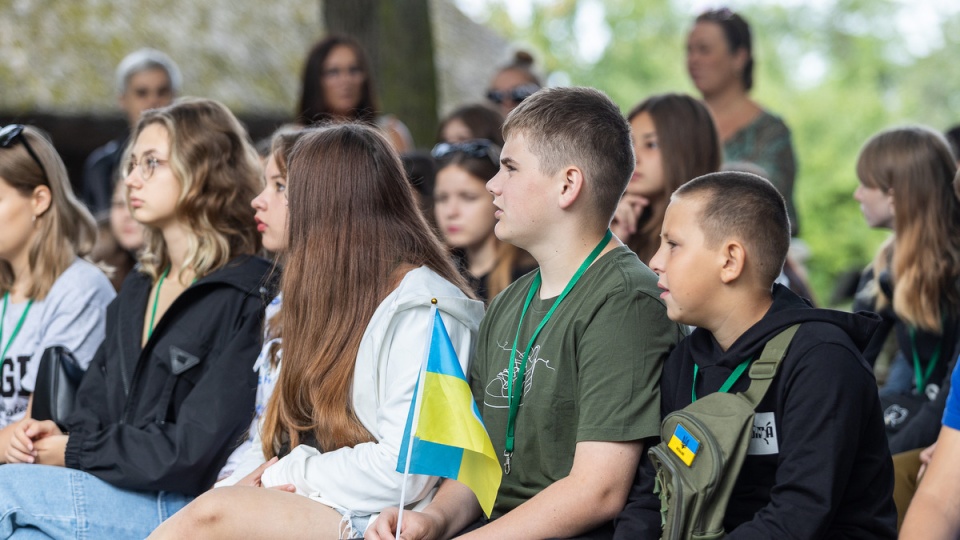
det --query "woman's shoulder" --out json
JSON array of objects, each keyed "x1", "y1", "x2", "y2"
[
  {"x1": 47, "y1": 258, "x2": 116, "y2": 303},
  {"x1": 385, "y1": 266, "x2": 485, "y2": 326}
]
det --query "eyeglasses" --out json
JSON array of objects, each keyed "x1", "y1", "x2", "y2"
[
  {"x1": 125, "y1": 154, "x2": 169, "y2": 180},
  {"x1": 0, "y1": 124, "x2": 48, "y2": 182},
  {"x1": 486, "y1": 83, "x2": 541, "y2": 105},
  {"x1": 322, "y1": 66, "x2": 364, "y2": 80},
  {"x1": 432, "y1": 139, "x2": 501, "y2": 166}
]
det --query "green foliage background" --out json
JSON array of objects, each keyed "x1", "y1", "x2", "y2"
[{"x1": 467, "y1": 0, "x2": 960, "y2": 304}]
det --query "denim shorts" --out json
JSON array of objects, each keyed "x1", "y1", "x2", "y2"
[{"x1": 333, "y1": 507, "x2": 372, "y2": 539}]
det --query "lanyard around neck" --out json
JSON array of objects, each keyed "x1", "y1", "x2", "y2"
[
  {"x1": 909, "y1": 326, "x2": 941, "y2": 393},
  {"x1": 147, "y1": 267, "x2": 171, "y2": 341},
  {"x1": 691, "y1": 356, "x2": 752, "y2": 403},
  {"x1": 503, "y1": 229, "x2": 612, "y2": 474},
  {"x1": 1, "y1": 292, "x2": 34, "y2": 362}
]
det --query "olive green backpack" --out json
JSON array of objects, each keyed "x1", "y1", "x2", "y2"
[{"x1": 648, "y1": 325, "x2": 800, "y2": 540}]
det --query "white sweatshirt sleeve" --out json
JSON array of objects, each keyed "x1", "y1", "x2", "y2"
[{"x1": 260, "y1": 304, "x2": 476, "y2": 514}]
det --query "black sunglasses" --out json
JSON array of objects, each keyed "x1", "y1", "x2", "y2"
[
  {"x1": 486, "y1": 83, "x2": 541, "y2": 105},
  {"x1": 431, "y1": 139, "x2": 501, "y2": 166},
  {"x1": 0, "y1": 124, "x2": 48, "y2": 181}
]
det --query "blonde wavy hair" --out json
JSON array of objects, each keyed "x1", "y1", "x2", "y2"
[
  {"x1": 857, "y1": 126, "x2": 960, "y2": 332},
  {"x1": 0, "y1": 126, "x2": 97, "y2": 299},
  {"x1": 123, "y1": 98, "x2": 262, "y2": 282}
]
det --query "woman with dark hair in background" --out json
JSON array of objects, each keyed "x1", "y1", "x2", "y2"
[
  {"x1": 296, "y1": 35, "x2": 412, "y2": 152},
  {"x1": 687, "y1": 8, "x2": 799, "y2": 235}
]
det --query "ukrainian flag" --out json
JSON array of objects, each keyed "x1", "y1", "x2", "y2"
[{"x1": 396, "y1": 307, "x2": 502, "y2": 517}]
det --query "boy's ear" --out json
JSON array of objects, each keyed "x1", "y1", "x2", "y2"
[
  {"x1": 718, "y1": 239, "x2": 747, "y2": 284},
  {"x1": 557, "y1": 165, "x2": 585, "y2": 210}
]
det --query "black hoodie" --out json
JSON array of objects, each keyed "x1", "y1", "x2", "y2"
[
  {"x1": 64, "y1": 255, "x2": 274, "y2": 496},
  {"x1": 620, "y1": 285, "x2": 897, "y2": 539}
]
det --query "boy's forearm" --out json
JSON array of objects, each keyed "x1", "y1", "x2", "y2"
[
  {"x1": 463, "y1": 440, "x2": 641, "y2": 540},
  {"x1": 426, "y1": 479, "x2": 484, "y2": 539}
]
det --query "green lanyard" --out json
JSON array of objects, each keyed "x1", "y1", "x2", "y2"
[
  {"x1": 691, "y1": 356, "x2": 753, "y2": 403},
  {"x1": 503, "y1": 229, "x2": 612, "y2": 475},
  {"x1": 908, "y1": 327, "x2": 941, "y2": 393},
  {"x1": 1, "y1": 292, "x2": 34, "y2": 362},
  {"x1": 147, "y1": 267, "x2": 170, "y2": 341}
]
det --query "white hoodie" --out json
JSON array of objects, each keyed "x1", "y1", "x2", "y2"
[{"x1": 219, "y1": 266, "x2": 485, "y2": 515}]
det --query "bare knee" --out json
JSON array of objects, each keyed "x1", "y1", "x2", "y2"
[{"x1": 154, "y1": 490, "x2": 232, "y2": 538}]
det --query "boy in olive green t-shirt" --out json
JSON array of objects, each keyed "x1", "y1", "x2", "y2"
[{"x1": 369, "y1": 87, "x2": 681, "y2": 540}]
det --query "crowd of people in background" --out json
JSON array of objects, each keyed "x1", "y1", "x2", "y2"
[{"x1": 1, "y1": 6, "x2": 960, "y2": 539}]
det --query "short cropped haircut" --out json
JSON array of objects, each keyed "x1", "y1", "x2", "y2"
[
  {"x1": 115, "y1": 48, "x2": 182, "y2": 96},
  {"x1": 502, "y1": 87, "x2": 634, "y2": 226},
  {"x1": 675, "y1": 171, "x2": 789, "y2": 287}
]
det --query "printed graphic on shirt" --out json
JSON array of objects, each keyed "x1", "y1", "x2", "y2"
[
  {"x1": 483, "y1": 340, "x2": 555, "y2": 408},
  {"x1": 1, "y1": 354, "x2": 32, "y2": 425},
  {"x1": 747, "y1": 411, "x2": 779, "y2": 455}
]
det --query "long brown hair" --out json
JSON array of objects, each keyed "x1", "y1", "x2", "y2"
[
  {"x1": 857, "y1": 126, "x2": 960, "y2": 331},
  {"x1": 261, "y1": 123, "x2": 471, "y2": 457},
  {"x1": 627, "y1": 94, "x2": 722, "y2": 263},
  {"x1": 0, "y1": 126, "x2": 97, "y2": 299},
  {"x1": 125, "y1": 98, "x2": 262, "y2": 282}
]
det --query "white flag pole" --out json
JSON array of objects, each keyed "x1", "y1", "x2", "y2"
[{"x1": 395, "y1": 300, "x2": 437, "y2": 540}]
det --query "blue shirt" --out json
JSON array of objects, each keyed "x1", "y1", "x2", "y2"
[{"x1": 943, "y1": 357, "x2": 960, "y2": 430}]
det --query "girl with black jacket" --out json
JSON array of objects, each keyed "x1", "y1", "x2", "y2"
[{"x1": 0, "y1": 98, "x2": 272, "y2": 539}]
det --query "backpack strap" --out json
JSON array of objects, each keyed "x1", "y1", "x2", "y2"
[{"x1": 740, "y1": 324, "x2": 801, "y2": 408}]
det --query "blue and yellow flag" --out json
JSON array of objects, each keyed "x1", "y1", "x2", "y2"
[{"x1": 396, "y1": 307, "x2": 502, "y2": 517}]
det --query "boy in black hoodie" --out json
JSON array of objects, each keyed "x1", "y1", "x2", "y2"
[{"x1": 617, "y1": 171, "x2": 897, "y2": 539}]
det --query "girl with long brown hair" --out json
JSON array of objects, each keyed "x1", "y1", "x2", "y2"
[
  {"x1": 610, "y1": 93, "x2": 722, "y2": 264},
  {"x1": 151, "y1": 123, "x2": 484, "y2": 539},
  {"x1": 853, "y1": 126, "x2": 960, "y2": 454}
]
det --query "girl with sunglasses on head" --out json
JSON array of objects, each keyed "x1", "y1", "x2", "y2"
[
  {"x1": 150, "y1": 123, "x2": 483, "y2": 540},
  {"x1": 433, "y1": 139, "x2": 535, "y2": 302},
  {"x1": 487, "y1": 51, "x2": 542, "y2": 117},
  {"x1": 0, "y1": 98, "x2": 273, "y2": 538},
  {"x1": 0, "y1": 124, "x2": 116, "y2": 462}
]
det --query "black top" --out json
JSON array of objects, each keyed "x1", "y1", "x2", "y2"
[
  {"x1": 81, "y1": 136, "x2": 127, "y2": 215},
  {"x1": 617, "y1": 285, "x2": 897, "y2": 539},
  {"x1": 64, "y1": 255, "x2": 275, "y2": 496}
]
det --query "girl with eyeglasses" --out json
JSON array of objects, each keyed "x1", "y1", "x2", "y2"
[
  {"x1": 0, "y1": 99, "x2": 273, "y2": 538},
  {"x1": 433, "y1": 139, "x2": 536, "y2": 302},
  {"x1": 150, "y1": 123, "x2": 483, "y2": 540},
  {"x1": 0, "y1": 124, "x2": 116, "y2": 462}
]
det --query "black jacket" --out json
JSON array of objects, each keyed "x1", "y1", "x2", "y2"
[
  {"x1": 64, "y1": 255, "x2": 273, "y2": 496},
  {"x1": 619, "y1": 285, "x2": 897, "y2": 539},
  {"x1": 81, "y1": 137, "x2": 127, "y2": 215}
]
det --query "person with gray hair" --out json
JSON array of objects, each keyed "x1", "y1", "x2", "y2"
[{"x1": 81, "y1": 48, "x2": 181, "y2": 214}]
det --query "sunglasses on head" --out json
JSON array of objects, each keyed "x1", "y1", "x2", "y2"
[
  {"x1": 431, "y1": 139, "x2": 501, "y2": 166},
  {"x1": 486, "y1": 83, "x2": 541, "y2": 105},
  {"x1": 0, "y1": 124, "x2": 48, "y2": 182}
]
